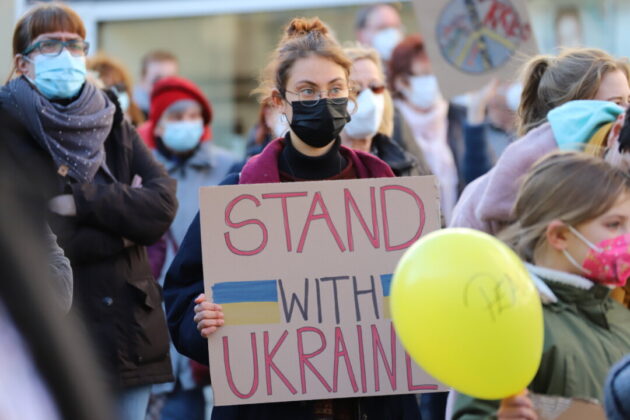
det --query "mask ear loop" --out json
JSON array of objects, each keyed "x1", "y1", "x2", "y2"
[
  {"x1": 561, "y1": 248, "x2": 593, "y2": 276},
  {"x1": 566, "y1": 224, "x2": 604, "y2": 253},
  {"x1": 272, "y1": 90, "x2": 290, "y2": 126},
  {"x1": 14, "y1": 54, "x2": 39, "y2": 88},
  {"x1": 561, "y1": 224, "x2": 601, "y2": 277}
]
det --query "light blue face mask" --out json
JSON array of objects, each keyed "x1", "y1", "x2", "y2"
[
  {"x1": 25, "y1": 49, "x2": 87, "y2": 100},
  {"x1": 161, "y1": 120, "x2": 204, "y2": 153}
]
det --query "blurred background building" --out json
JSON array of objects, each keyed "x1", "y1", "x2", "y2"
[{"x1": 2, "y1": 0, "x2": 629, "y2": 155}]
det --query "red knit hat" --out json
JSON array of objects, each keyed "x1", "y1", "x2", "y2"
[{"x1": 138, "y1": 76, "x2": 213, "y2": 149}]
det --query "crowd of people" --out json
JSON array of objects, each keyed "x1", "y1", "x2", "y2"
[{"x1": 1, "y1": 2, "x2": 630, "y2": 420}]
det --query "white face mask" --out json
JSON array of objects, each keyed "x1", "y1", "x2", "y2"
[
  {"x1": 371, "y1": 27, "x2": 403, "y2": 62},
  {"x1": 505, "y1": 83, "x2": 523, "y2": 112},
  {"x1": 407, "y1": 75, "x2": 440, "y2": 109},
  {"x1": 344, "y1": 88, "x2": 385, "y2": 139}
]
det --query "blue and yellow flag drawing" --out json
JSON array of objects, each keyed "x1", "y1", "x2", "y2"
[
  {"x1": 380, "y1": 274, "x2": 393, "y2": 318},
  {"x1": 212, "y1": 280, "x2": 281, "y2": 325}
]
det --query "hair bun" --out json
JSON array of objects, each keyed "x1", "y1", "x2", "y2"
[{"x1": 285, "y1": 17, "x2": 329, "y2": 39}]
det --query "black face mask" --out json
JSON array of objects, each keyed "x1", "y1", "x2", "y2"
[{"x1": 288, "y1": 98, "x2": 351, "y2": 148}]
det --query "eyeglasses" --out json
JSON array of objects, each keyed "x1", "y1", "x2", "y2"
[
  {"x1": 284, "y1": 86, "x2": 350, "y2": 107},
  {"x1": 352, "y1": 83, "x2": 386, "y2": 95},
  {"x1": 22, "y1": 39, "x2": 90, "y2": 57}
]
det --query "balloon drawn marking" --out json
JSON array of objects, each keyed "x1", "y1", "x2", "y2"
[{"x1": 463, "y1": 273, "x2": 518, "y2": 321}]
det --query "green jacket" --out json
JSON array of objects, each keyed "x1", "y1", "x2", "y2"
[{"x1": 452, "y1": 266, "x2": 630, "y2": 419}]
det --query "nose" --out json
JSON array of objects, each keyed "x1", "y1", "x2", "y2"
[{"x1": 319, "y1": 90, "x2": 331, "y2": 100}]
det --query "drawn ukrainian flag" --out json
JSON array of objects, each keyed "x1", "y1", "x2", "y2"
[
  {"x1": 212, "y1": 280, "x2": 281, "y2": 325},
  {"x1": 380, "y1": 274, "x2": 393, "y2": 318}
]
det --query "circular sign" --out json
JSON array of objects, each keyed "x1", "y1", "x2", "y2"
[{"x1": 436, "y1": 0, "x2": 530, "y2": 74}]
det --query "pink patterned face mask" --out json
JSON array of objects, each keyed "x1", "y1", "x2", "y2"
[{"x1": 562, "y1": 226, "x2": 630, "y2": 287}]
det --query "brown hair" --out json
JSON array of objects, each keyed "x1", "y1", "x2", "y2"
[
  {"x1": 344, "y1": 42, "x2": 393, "y2": 137},
  {"x1": 500, "y1": 152, "x2": 630, "y2": 262},
  {"x1": 517, "y1": 48, "x2": 630, "y2": 136},
  {"x1": 87, "y1": 54, "x2": 145, "y2": 126},
  {"x1": 140, "y1": 50, "x2": 178, "y2": 78},
  {"x1": 9, "y1": 2, "x2": 85, "y2": 80},
  {"x1": 387, "y1": 34, "x2": 429, "y2": 100},
  {"x1": 12, "y1": 2, "x2": 86, "y2": 56},
  {"x1": 254, "y1": 17, "x2": 352, "y2": 103}
]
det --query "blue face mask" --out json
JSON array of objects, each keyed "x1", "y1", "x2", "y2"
[
  {"x1": 161, "y1": 120, "x2": 204, "y2": 153},
  {"x1": 26, "y1": 49, "x2": 86, "y2": 100}
]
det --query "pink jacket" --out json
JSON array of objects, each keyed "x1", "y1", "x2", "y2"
[{"x1": 449, "y1": 123, "x2": 557, "y2": 234}]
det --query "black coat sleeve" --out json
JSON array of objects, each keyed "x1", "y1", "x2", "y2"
[
  {"x1": 49, "y1": 215, "x2": 127, "y2": 265},
  {"x1": 164, "y1": 172, "x2": 239, "y2": 365},
  {"x1": 71, "y1": 125, "x2": 178, "y2": 245}
]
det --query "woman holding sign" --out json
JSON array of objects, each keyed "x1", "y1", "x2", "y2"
[
  {"x1": 164, "y1": 17, "x2": 423, "y2": 420},
  {"x1": 452, "y1": 152, "x2": 630, "y2": 419}
]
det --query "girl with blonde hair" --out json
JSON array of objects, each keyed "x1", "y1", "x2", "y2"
[{"x1": 454, "y1": 152, "x2": 630, "y2": 419}]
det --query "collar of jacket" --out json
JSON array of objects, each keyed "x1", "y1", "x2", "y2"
[
  {"x1": 527, "y1": 263, "x2": 615, "y2": 329},
  {"x1": 238, "y1": 137, "x2": 394, "y2": 184},
  {"x1": 156, "y1": 142, "x2": 213, "y2": 175},
  {"x1": 370, "y1": 133, "x2": 416, "y2": 174}
]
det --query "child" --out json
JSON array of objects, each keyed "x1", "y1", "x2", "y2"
[{"x1": 452, "y1": 152, "x2": 630, "y2": 419}]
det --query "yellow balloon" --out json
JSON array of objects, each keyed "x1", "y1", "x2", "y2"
[{"x1": 391, "y1": 228, "x2": 543, "y2": 400}]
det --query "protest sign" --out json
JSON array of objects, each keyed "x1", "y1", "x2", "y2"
[
  {"x1": 199, "y1": 176, "x2": 444, "y2": 405},
  {"x1": 411, "y1": 0, "x2": 539, "y2": 98}
]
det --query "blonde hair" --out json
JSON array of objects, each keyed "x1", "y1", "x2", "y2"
[
  {"x1": 517, "y1": 48, "x2": 630, "y2": 136},
  {"x1": 500, "y1": 152, "x2": 630, "y2": 262},
  {"x1": 254, "y1": 17, "x2": 352, "y2": 103},
  {"x1": 343, "y1": 42, "x2": 394, "y2": 137}
]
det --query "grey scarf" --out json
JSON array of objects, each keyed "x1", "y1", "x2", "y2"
[{"x1": 1, "y1": 76, "x2": 115, "y2": 183}]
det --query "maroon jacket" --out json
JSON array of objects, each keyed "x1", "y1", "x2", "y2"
[{"x1": 239, "y1": 138, "x2": 395, "y2": 184}]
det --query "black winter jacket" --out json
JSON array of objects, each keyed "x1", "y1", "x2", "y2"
[{"x1": 0, "y1": 91, "x2": 177, "y2": 388}]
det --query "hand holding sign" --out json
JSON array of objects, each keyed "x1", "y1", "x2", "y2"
[
  {"x1": 194, "y1": 293, "x2": 225, "y2": 338},
  {"x1": 391, "y1": 228, "x2": 543, "y2": 400}
]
